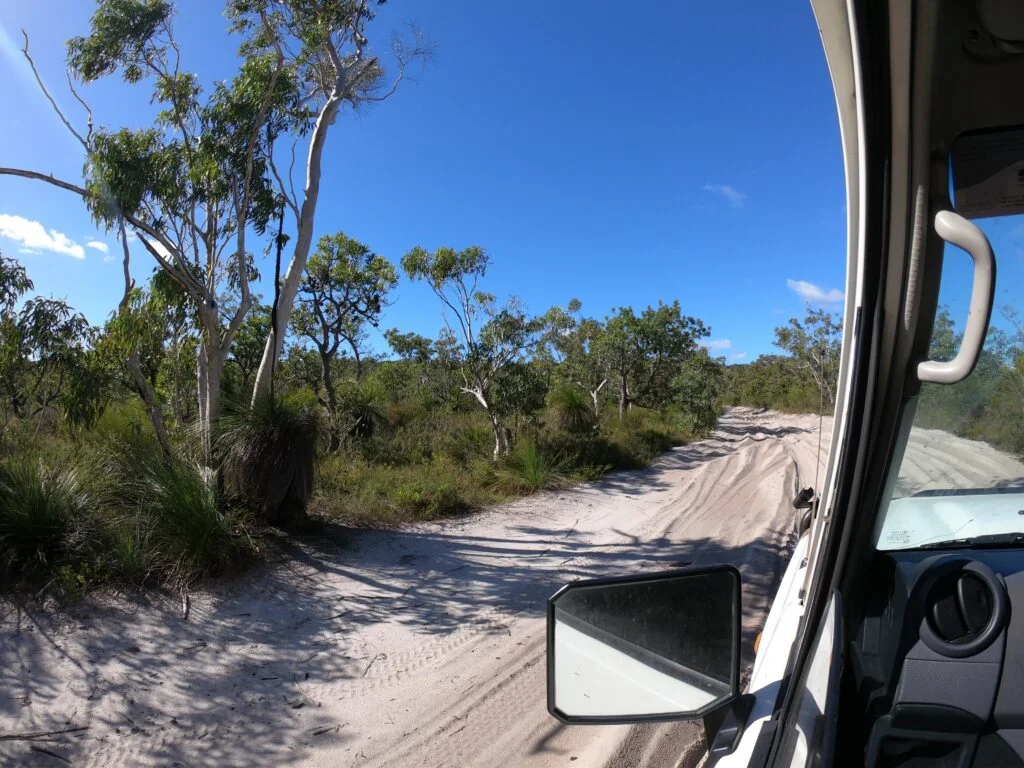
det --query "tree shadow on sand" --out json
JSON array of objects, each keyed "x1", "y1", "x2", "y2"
[{"x1": 0, "y1": 410, "x2": 802, "y2": 766}]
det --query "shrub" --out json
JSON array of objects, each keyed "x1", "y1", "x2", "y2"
[
  {"x1": 549, "y1": 385, "x2": 595, "y2": 433},
  {"x1": 312, "y1": 453, "x2": 487, "y2": 525},
  {"x1": 216, "y1": 392, "x2": 319, "y2": 528},
  {"x1": 92, "y1": 431, "x2": 240, "y2": 585},
  {"x1": 495, "y1": 441, "x2": 568, "y2": 493},
  {"x1": 335, "y1": 378, "x2": 388, "y2": 440},
  {"x1": 0, "y1": 460, "x2": 92, "y2": 580},
  {"x1": 136, "y1": 456, "x2": 232, "y2": 581}
]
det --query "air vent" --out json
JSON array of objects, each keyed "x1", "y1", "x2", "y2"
[
  {"x1": 919, "y1": 561, "x2": 1007, "y2": 658},
  {"x1": 926, "y1": 572, "x2": 992, "y2": 645}
]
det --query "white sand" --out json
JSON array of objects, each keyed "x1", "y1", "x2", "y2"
[{"x1": 2, "y1": 408, "x2": 837, "y2": 767}]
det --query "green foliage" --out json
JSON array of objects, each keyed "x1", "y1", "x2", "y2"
[
  {"x1": 495, "y1": 441, "x2": 568, "y2": 493},
  {"x1": 314, "y1": 453, "x2": 480, "y2": 525},
  {"x1": 385, "y1": 329, "x2": 434, "y2": 363},
  {"x1": 774, "y1": 307, "x2": 842, "y2": 407},
  {"x1": 0, "y1": 287, "x2": 95, "y2": 421},
  {"x1": 123, "y1": 452, "x2": 231, "y2": 580},
  {"x1": 89, "y1": 426, "x2": 242, "y2": 585},
  {"x1": 335, "y1": 377, "x2": 388, "y2": 439},
  {"x1": 0, "y1": 460, "x2": 91, "y2": 579},
  {"x1": 229, "y1": 303, "x2": 272, "y2": 388},
  {"x1": 913, "y1": 307, "x2": 1024, "y2": 457},
  {"x1": 67, "y1": 0, "x2": 172, "y2": 83},
  {"x1": 549, "y1": 384, "x2": 595, "y2": 433},
  {"x1": 603, "y1": 301, "x2": 711, "y2": 413},
  {"x1": 672, "y1": 350, "x2": 725, "y2": 431},
  {"x1": 293, "y1": 232, "x2": 399, "y2": 434},
  {"x1": 723, "y1": 354, "x2": 818, "y2": 411},
  {"x1": 0, "y1": 253, "x2": 33, "y2": 314},
  {"x1": 216, "y1": 392, "x2": 320, "y2": 527}
]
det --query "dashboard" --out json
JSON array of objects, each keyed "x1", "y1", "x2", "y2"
[{"x1": 848, "y1": 548, "x2": 1024, "y2": 767}]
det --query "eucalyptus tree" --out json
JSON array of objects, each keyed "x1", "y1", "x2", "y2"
[
  {"x1": 602, "y1": 301, "x2": 710, "y2": 418},
  {"x1": 774, "y1": 307, "x2": 843, "y2": 408},
  {"x1": 238, "y1": 0, "x2": 431, "y2": 403},
  {"x1": 0, "y1": 0, "x2": 427, "y2": 456},
  {"x1": 401, "y1": 245, "x2": 557, "y2": 459},
  {"x1": 292, "y1": 233, "x2": 397, "y2": 445},
  {"x1": 555, "y1": 315, "x2": 611, "y2": 415}
]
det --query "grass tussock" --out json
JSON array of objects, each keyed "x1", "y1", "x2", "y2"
[
  {"x1": 0, "y1": 460, "x2": 92, "y2": 579},
  {"x1": 0, "y1": 390, "x2": 705, "y2": 598},
  {"x1": 216, "y1": 393, "x2": 320, "y2": 528}
]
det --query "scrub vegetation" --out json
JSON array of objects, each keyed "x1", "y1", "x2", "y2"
[
  {"x1": 0, "y1": 242, "x2": 723, "y2": 593},
  {"x1": 725, "y1": 303, "x2": 1024, "y2": 463},
  {"x1": 0, "y1": 0, "x2": 843, "y2": 598}
]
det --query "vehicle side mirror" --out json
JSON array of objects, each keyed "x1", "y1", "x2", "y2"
[{"x1": 547, "y1": 565, "x2": 741, "y2": 723}]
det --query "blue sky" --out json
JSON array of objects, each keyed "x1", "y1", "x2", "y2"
[{"x1": 2, "y1": 0, "x2": 853, "y2": 363}]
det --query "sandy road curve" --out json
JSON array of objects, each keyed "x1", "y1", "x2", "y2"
[{"x1": 1, "y1": 408, "x2": 829, "y2": 768}]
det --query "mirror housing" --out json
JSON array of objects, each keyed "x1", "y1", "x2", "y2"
[{"x1": 547, "y1": 565, "x2": 741, "y2": 724}]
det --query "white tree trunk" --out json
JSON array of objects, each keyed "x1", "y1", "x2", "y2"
[
  {"x1": 251, "y1": 93, "x2": 344, "y2": 405},
  {"x1": 489, "y1": 410, "x2": 508, "y2": 461}
]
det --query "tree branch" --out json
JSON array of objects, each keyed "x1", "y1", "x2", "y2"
[{"x1": 21, "y1": 31, "x2": 88, "y2": 151}]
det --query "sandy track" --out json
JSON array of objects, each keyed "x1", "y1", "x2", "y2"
[{"x1": 1, "y1": 408, "x2": 828, "y2": 768}]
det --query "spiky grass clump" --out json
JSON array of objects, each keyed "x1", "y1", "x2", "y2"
[
  {"x1": 92, "y1": 430, "x2": 237, "y2": 585},
  {"x1": 337, "y1": 378, "x2": 388, "y2": 440},
  {"x1": 549, "y1": 385, "x2": 596, "y2": 434},
  {"x1": 0, "y1": 460, "x2": 92, "y2": 579},
  {"x1": 495, "y1": 441, "x2": 568, "y2": 493},
  {"x1": 216, "y1": 392, "x2": 319, "y2": 528}
]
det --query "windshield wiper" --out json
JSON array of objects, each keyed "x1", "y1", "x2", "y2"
[{"x1": 918, "y1": 532, "x2": 1024, "y2": 550}]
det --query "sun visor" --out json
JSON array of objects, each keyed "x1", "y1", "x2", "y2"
[{"x1": 951, "y1": 127, "x2": 1024, "y2": 218}]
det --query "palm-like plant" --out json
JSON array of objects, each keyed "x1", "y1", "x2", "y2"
[
  {"x1": 549, "y1": 384, "x2": 596, "y2": 433},
  {"x1": 338, "y1": 377, "x2": 388, "y2": 440},
  {"x1": 92, "y1": 430, "x2": 234, "y2": 585},
  {"x1": 496, "y1": 441, "x2": 568, "y2": 493},
  {"x1": 216, "y1": 392, "x2": 320, "y2": 528}
]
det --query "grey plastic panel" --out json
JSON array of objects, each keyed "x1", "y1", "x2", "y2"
[
  {"x1": 997, "y1": 731, "x2": 1024, "y2": 763},
  {"x1": 894, "y1": 658, "x2": 1002, "y2": 723},
  {"x1": 994, "y1": 569, "x2": 1024, "y2": 729}
]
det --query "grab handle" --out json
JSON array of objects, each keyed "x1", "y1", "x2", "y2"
[{"x1": 917, "y1": 210, "x2": 996, "y2": 385}]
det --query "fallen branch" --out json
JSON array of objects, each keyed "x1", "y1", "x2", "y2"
[
  {"x1": 0, "y1": 726, "x2": 88, "y2": 741},
  {"x1": 362, "y1": 652, "x2": 386, "y2": 678},
  {"x1": 29, "y1": 746, "x2": 70, "y2": 763}
]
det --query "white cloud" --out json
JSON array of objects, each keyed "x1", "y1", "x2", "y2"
[
  {"x1": 103, "y1": 254, "x2": 116, "y2": 263},
  {"x1": 786, "y1": 278, "x2": 844, "y2": 305},
  {"x1": 701, "y1": 338, "x2": 732, "y2": 351},
  {"x1": 87, "y1": 240, "x2": 109, "y2": 254},
  {"x1": 0, "y1": 214, "x2": 85, "y2": 259},
  {"x1": 729, "y1": 352, "x2": 748, "y2": 362},
  {"x1": 703, "y1": 183, "x2": 747, "y2": 208}
]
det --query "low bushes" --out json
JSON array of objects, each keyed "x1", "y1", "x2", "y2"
[
  {"x1": 0, "y1": 390, "x2": 706, "y2": 596},
  {"x1": 312, "y1": 403, "x2": 694, "y2": 526},
  {"x1": 0, "y1": 460, "x2": 92, "y2": 580},
  {"x1": 0, "y1": 409, "x2": 258, "y2": 594}
]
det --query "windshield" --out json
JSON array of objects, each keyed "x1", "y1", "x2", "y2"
[{"x1": 877, "y1": 210, "x2": 1024, "y2": 550}]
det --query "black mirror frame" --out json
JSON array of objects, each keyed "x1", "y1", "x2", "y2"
[{"x1": 546, "y1": 563, "x2": 742, "y2": 725}]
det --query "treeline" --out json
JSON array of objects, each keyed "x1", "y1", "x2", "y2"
[
  {"x1": 723, "y1": 307, "x2": 842, "y2": 413},
  {"x1": 914, "y1": 308, "x2": 1024, "y2": 455},
  {"x1": 0, "y1": 241, "x2": 725, "y2": 594},
  {"x1": 723, "y1": 303, "x2": 1024, "y2": 460},
  {"x1": 0, "y1": 0, "x2": 734, "y2": 597}
]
